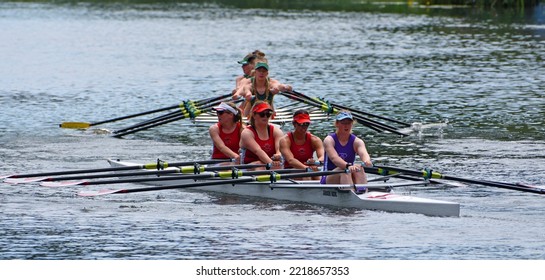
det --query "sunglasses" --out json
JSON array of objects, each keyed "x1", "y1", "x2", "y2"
[
  {"x1": 216, "y1": 111, "x2": 232, "y2": 116},
  {"x1": 296, "y1": 122, "x2": 310, "y2": 127},
  {"x1": 257, "y1": 111, "x2": 273, "y2": 118}
]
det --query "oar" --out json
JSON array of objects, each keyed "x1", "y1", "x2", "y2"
[
  {"x1": 1, "y1": 159, "x2": 233, "y2": 180},
  {"x1": 38, "y1": 163, "x2": 272, "y2": 186},
  {"x1": 59, "y1": 92, "x2": 232, "y2": 130},
  {"x1": 112, "y1": 94, "x2": 232, "y2": 135},
  {"x1": 281, "y1": 91, "x2": 408, "y2": 135},
  {"x1": 363, "y1": 166, "x2": 466, "y2": 187},
  {"x1": 112, "y1": 106, "x2": 191, "y2": 135},
  {"x1": 112, "y1": 98, "x2": 230, "y2": 138},
  {"x1": 78, "y1": 169, "x2": 348, "y2": 197},
  {"x1": 267, "y1": 181, "x2": 430, "y2": 193},
  {"x1": 59, "y1": 104, "x2": 185, "y2": 129},
  {"x1": 371, "y1": 165, "x2": 545, "y2": 195},
  {"x1": 287, "y1": 90, "x2": 411, "y2": 127},
  {"x1": 282, "y1": 91, "x2": 405, "y2": 132},
  {"x1": 112, "y1": 102, "x2": 211, "y2": 138},
  {"x1": 45, "y1": 167, "x2": 307, "y2": 187}
]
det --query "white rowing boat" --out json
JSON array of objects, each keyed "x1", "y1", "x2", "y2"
[{"x1": 105, "y1": 159, "x2": 460, "y2": 217}]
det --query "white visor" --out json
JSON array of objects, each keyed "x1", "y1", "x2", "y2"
[{"x1": 213, "y1": 102, "x2": 238, "y2": 115}]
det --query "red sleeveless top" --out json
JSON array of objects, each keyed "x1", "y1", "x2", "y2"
[
  {"x1": 211, "y1": 122, "x2": 241, "y2": 159},
  {"x1": 284, "y1": 132, "x2": 314, "y2": 168},
  {"x1": 243, "y1": 125, "x2": 276, "y2": 164}
]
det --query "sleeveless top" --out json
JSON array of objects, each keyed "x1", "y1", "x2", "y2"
[
  {"x1": 284, "y1": 132, "x2": 314, "y2": 168},
  {"x1": 320, "y1": 133, "x2": 356, "y2": 184},
  {"x1": 249, "y1": 77, "x2": 274, "y2": 106},
  {"x1": 243, "y1": 125, "x2": 276, "y2": 164},
  {"x1": 211, "y1": 122, "x2": 241, "y2": 159}
]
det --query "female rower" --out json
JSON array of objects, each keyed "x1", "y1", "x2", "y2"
[
  {"x1": 209, "y1": 102, "x2": 244, "y2": 163},
  {"x1": 233, "y1": 50, "x2": 265, "y2": 93},
  {"x1": 233, "y1": 59, "x2": 292, "y2": 116},
  {"x1": 321, "y1": 111, "x2": 373, "y2": 185},
  {"x1": 279, "y1": 110, "x2": 324, "y2": 180},
  {"x1": 239, "y1": 101, "x2": 284, "y2": 169}
]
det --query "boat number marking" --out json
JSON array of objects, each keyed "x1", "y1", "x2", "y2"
[{"x1": 322, "y1": 190, "x2": 337, "y2": 197}]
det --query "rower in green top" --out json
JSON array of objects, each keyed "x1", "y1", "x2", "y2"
[
  {"x1": 232, "y1": 50, "x2": 265, "y2": 95},
  {"x1": 233, "y1": 58, "x2": 292, "y2": 117}
]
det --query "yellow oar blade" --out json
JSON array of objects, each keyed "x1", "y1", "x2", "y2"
[{"x1": 59, "y1": 122, "x2": 91, "y2": 129}]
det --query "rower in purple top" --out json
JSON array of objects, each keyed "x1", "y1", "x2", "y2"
[{"x1": 320, "y1": 111, "x2": 373, "y2": 185}]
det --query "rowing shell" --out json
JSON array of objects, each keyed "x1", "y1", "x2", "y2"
[{"x1": 105, "y1": 159, "x2": 460, "y2": 217}]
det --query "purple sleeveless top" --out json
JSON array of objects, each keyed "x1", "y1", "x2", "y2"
[{"x1": 320, "y1": 133, "x2": 356, "y2": 184}]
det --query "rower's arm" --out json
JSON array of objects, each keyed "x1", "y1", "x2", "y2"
[
  {"x1": 354, "y1": 138, "x2": 372, "y2": 166},
  {"x1": 240, "y1": 129, "x2": 273, "y2": 164},
  {"x1": 311, "y1": 135, "x2": 325, "y2": 163},
  {"x1": 209, "y1": 125, "x2": 239, "y2": 161},
  {"x1": 279, "y1": 136, "x2": 306, "y2": 169},
  {"x1": 323, "y1": 136, "x2": 348, "y2": 169}
]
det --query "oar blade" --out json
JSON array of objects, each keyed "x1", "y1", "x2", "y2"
[
  {"x1": 59, "y1": 122, "x2": 91, "y2": 129},
  {"x1": 41, "y1": 181, "x2": 87, "y2": 187},
  {"x1": 4, "y1": 177, "x2": 48, "y2": 184},
  {"x1": 78, "y1": 189, "x2": 123, "y2": 197}
]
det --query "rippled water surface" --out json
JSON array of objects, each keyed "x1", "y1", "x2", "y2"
[{"x1": 1, "y1": 2, "x2": 545, "y2": 260}]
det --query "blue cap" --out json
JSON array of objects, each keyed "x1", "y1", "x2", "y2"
[{"x1": 336, "y1": 111, "x2": 353, "y2": 121}]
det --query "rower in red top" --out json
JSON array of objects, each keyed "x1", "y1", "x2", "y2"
[
  {"x1": 209, "y1": 102, "x2": 244, "y2": 163},
  {"x1": 279, "y1": 110, "x2": 324, "y2": 180},
  {"x1": 239, "y1": 101, "x2": 284, "y2": 169}
]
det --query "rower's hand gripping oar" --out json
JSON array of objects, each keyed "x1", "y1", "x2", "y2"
[{"x1": 78, "y1": 169, "x2": 349, "y2": 197}]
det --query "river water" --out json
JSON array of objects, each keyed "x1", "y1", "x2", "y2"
[{"x1": 1, "y1": 1, "x2": 544, "y2": 263}]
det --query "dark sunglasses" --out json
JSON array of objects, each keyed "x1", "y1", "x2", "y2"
[
  {"x1": 257, "y1": 111, "x2": 273, "y2": 118},
  {"x1": 297, "y1": 122, "x2": 310, "y2": 127},
  {"x1": 216, "y1": 110, "x2": 232, "y2": 116}
]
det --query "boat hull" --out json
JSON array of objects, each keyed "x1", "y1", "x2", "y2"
[{"x1": 108, "y1": 159, "x2": 460, "y2": 217}]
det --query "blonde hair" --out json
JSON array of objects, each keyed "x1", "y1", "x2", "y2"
[{"x1": 252, "y1": 50, "x2": 265, "y2": 60}]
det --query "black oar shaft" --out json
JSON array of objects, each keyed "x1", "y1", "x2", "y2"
[
  {"x1": 89, "y1": 104, "x2": 182, "y2": 126},
  {"x1": 288, "y1": 90, "x2": 411, "y2": 127},
  {"x1": 88, "y1": 169, "x2": 347, "y2": 195},
  {"x1": 282, "y1": 92, "x2": 408, "y2": 136},
  {"x1": 7, "y1": 159, "x2": 230, "y2": 179},
  {"x1": 75, "y1": 168, "x2": 308, "y2": 186},
  {"x1": 113, "y1": 109, "x2": 186, "y2": 134},
  {"x1": 45, "y1": 163, "x2": 269, "y2": 182},
  {"x1": 117, "y1": 177, "x2": 254, "y2": 194},
  {"x1": 112, "y1": 99, "x2": 228, "y2": 138},
  {"x1": 373, "y1": 165, "x2": 545, "y2": 195},
  {"x1": 113, "y1": 97, "x2": 219, "y2": 134}
]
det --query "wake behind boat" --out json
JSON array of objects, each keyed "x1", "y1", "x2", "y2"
[{"x1": 96, "y1": 159, "x2": 461, "y2": 217}]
